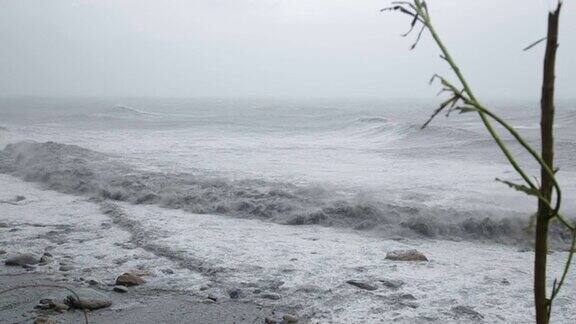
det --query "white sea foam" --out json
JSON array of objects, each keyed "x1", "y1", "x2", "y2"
[
  {"x1": 1, "y1": 174, "x2": 574, "y2": 323},
  {"x1": 0, "y1": 141, "x2": 573, "y2": 247},
  {"x1": 1, "y1": 98, "x2": 575, "y2": 322}
]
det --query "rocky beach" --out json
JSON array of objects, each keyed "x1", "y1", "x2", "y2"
[{"x1": 1, "y1": 174, "x2": 574, "y2": 323}]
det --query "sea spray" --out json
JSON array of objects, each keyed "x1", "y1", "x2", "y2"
[{"x1": 0, "y1": 141, "x2": 572, "y2": 247}]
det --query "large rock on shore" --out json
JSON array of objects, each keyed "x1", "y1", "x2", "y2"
[
  {"x1": 41, "y1": 288, "x2": 112, "y2": 311},
  {"x1": 4, "y1": 253, "x2": 39, "y2": 266},
  {"x1": 116, "y1": 273, "x2": 146, "y2": 286},
  {"x1": 64, "y1": 288, "x2": 112, "y2": 310},
  {"x1": 385, "y1": 249, "x2": 428, "y2": 262}
]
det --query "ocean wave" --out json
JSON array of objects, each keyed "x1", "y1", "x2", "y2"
[
  {"x1": 110, "y1": 105, "x2": 201, "y2": 119},
  {"x1": 0, "y1": 141, "x2": 571, "y2": 247},
  {"x1": 557, "y1": 110, "x2": 576, "y2": 127},
  {"x1": 347, "y1": 117, "x2": 482, "y2": 147},
  {"x1": 112, "y1": 105, "x2": 167, "y2": 117},
  {"x1": 355, "y1": 117, "x2": 389, "y2": 124}
]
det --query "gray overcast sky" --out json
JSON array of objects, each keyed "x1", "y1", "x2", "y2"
[{"x1": 0, "y1": 0, "x2": 574, "y2": 99}]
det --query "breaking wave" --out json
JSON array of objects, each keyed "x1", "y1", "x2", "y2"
[
  {"x1": 345, "y1": 117, "x2": 483, "y2": 149},
  {"x1": 0, "y1": 141, "x2": 571, "y2": 247}
]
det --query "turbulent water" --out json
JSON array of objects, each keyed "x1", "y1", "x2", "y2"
[{"x1": 1, "y1": 97, "x2": 575, "y2": 244}]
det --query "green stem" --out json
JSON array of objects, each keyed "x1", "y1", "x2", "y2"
[
  {"x1": 414, "y1": 0, "x2": 565, "y2": 220},
  {"x1": 415, "y1": 0, "x2": 538, "y2": 196},
  {"x1": 407, "y1": 1, "x2": 574, "y2": 319},
  {"x1": 549, "y1": 229, "x2": 576, "y2": 306},
  {"x1": 469, "y1": 102, "x2": 563, "y2": 216}
]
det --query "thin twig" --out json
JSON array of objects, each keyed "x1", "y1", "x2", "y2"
[
  {"x1": 524, "y1": 37, "x2": 547, "y2": 51},
  {"x1": 384, "y1": 1, "x2": 574, "y2": 319}
]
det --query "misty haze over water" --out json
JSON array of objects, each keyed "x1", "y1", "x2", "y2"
[{"x1": 0, "y1": 1, "x2": 575, "y2": 323}]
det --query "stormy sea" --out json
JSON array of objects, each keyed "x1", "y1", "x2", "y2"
[{"x1": 1, "y1": 97, "x2": 575, "y2": 322}]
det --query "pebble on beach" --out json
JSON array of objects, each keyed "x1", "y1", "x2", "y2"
[
  {"x1": 385, "y1": 250, "x2": 428, "y2": 262},
  {"x1": 115, "y1": 273, "x2": 146, "y2": 286},
  {"x1": 346, "y1": 280, "x2": 378, "y2": 291},
  {"x1": 4, "y1": 253, "x2": 39, "y2": 267}
]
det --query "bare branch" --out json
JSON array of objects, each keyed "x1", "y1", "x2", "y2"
[
  {"x1": 410, "y1": 24, "x2": 427, "y2": 50},
  {"x1": 523, "y1": 37, "x2": 547, "y2": 51}
]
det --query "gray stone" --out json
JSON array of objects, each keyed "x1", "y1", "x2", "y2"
[
  {"x1": 264, "y1": 317, "x2": 278, "y2": 324},
  {"x1": 59, "y1": 265, "x2": 73, "y2": 272},
  {"x1": 385, "y1": 250, "x2": 428, "y2": 262},
  {"x1": 228, "y1": 288, "x2": 243, "y2": 299},
  {"x1": 0, "y1": 249, "x2": 6, "y2": 255},
  {"x1": 39, "y1": 255, "x2": 52, "y2": 265},
  {"x1": 87, "y1": 279, "x2": 99, "y2": 286},
  {"x1": 260, "y1": 293, "x2": 281, "y2": 300},
  {"x1": 346, "y1": 280, "x2": 378, "y2": 291},
  {"x1": 113, "y1": 286, "x2": 129, "y2": 293},
  {"x1": 207, "y1": 294, "x2": 218, "y2": 302},
  {"x1": 65, "y1": 288, "x2": 112, "y2": 310},
  {"x1": 452, "y1": 305, "x2": 484, "y2": 320},
  {"x1": 282, "y1": 314, "x2": 299, "y2": 323},
  {"x1": 398, "y1": 293, "x2": 416, "y2": 300},
  {"x1": 0, "y1": 222, "x2": 8, "y2": 228},
  {"x1": 161, "y1": 268, "x2": 174, "y2": 275},
  {"x1": 5, "y1": 253, "x2": 39, "y2": 266},
  {"x1": 379, "y1": 279, "x2": 405, "y2": 290}
]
